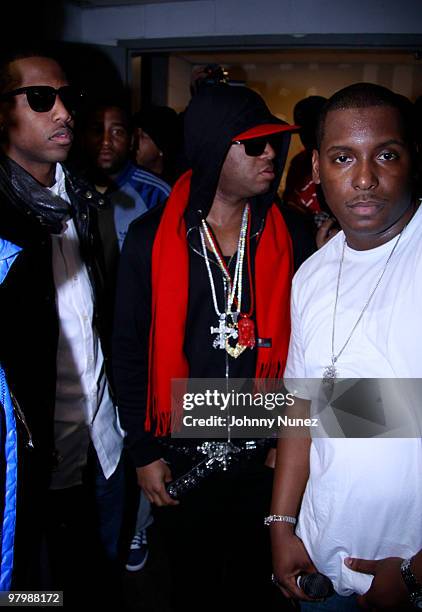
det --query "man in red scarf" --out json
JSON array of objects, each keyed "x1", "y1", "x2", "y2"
[{"x1": 113, "y1": 84, "x2": 298, "y2": 611}]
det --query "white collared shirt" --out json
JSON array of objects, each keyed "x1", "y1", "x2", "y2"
[{"x1": 49, "y1": 164, "x2": 123, "y2": 489}]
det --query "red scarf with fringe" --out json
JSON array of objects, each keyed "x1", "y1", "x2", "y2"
[{"x1": 145, "y1": 170, "x2": 293, "y2": 435}]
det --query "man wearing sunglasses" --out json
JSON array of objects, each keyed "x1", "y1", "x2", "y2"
[
  {"x1": 0, "y1": 49, "x2": 124, "y2": 604},
  {"x1": 113, "y1": 84, "x2": 298, "y2": 611}
]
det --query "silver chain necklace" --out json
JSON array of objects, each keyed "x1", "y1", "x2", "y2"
[
  {"x1": 199, "y1": 227, "x2": 235, "y2": 350},
  {"x1": 199, "y1": 204, "x2": 249, "y2": 353},
  {"x1": 323, "y1": 226, "x2": 407, "y2": 384}
]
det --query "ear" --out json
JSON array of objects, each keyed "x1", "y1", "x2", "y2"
[
  {"x1": 131, "y1": 127, "x2": 142, "y2": 152},
  {"x1": 312, "y1": 149, "x2": 321, "y2": 185},
  {"x1": 0, "y1": 108, "x2": 7, "y2": 141}
]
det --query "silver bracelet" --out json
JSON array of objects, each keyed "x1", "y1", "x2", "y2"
[{"x1": 264, "y1": 514, "x2": 297, "y2": 526}]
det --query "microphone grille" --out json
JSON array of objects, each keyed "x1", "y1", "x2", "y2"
[{"x1": 299, "y1": 573, "x2": 334, "y2": 599}]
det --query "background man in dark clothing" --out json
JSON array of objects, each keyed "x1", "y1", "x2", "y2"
[
  {"x1": 79, "y1": 99, "x2": 171, "y2": 573},
  {"x1": 113, "y1": 84, "x2": 297, "y2": 611},
  {"x1": 132, "y1": 104, "x2": 181, "y2": 185},
  {"x1": 79, "y1": 101, "x2": 170, "y2": 274}
]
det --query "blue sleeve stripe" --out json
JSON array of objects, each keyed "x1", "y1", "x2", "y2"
[
  {"x1": 132, "y1": 172, "x2": 170, "y2": 189},
  {"x1": 131, "y1": 171, "x2": 171, "y2": 195},
  {"x1": 132, "y1": 180, "x2": 171, "y2": 197},
  {"x1": 0, "y1": 367, "x2": 17, "y2": 591}
]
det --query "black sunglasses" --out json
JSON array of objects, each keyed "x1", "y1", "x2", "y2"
[
  {"x1": 0, "y1": 85, "x2": 85, "y2": 113},
  {"x1": 232, "y1": 135, "x2": 283, "y2": 157}
]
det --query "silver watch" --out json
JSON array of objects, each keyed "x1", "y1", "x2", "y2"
[{"x1": 401, "y1": 557, "x2": 422, "y2": 609}]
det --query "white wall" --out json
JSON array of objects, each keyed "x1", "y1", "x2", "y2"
[
  {"x1": 167, "y1": 56, "x2": 192, "y2": 112},
  {"x1": 61, "y1": 0, "x2": 422, "y2": 46}
]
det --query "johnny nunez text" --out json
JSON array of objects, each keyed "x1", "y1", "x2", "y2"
[{"x1": 182, "y1": 415, "x2": 319, "y2": 428}]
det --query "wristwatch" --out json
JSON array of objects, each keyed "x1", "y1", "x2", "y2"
[{"x1": 401, "y1": 557, "x2": 422, "y2": 608}]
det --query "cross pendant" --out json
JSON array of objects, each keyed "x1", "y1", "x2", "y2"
[{"x1": 210, "y1": 314, "x2": 237, "y2": 349}]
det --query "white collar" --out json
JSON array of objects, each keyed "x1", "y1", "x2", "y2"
[{"x1": 48, "y1": 163, "x2": 67, "y2": 199}]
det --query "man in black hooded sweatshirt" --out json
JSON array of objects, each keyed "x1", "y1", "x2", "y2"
[{"x1": 113, "y1": 85, "x2": 300, "y2": 610}]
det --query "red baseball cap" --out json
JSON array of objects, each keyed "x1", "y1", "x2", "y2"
[{"x1": 233, "y1": 123, "x2": 299, "y2": 141}]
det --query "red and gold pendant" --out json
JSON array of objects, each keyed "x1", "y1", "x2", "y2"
[{"x1": 238, "y1": 316, "x2": 255, "y2": 348}]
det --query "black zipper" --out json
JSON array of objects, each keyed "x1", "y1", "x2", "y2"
[{"x1": 9, "y1": 391, "x2": 34, "y2": 450}]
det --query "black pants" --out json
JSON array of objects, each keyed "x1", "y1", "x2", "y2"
[
  {"x1": 154, "y1": 449, "x2": 281, "y2": 612},
  {"x1": 13, "y1": 448, "x2": 126, "y2": 611}
]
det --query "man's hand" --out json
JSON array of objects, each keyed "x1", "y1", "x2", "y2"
[
  {"x1": 265, "y1": 447, "x2": 277, "y2": 468},
  {"x1": 137, "y1": 459, "x2": 179, "y2": 507},
  {"x1": 345, "y1": 556, "x2": 412, "y2": 610},
  {"x1": 271, "y1": 525, "x2": 317, "y2": 601},
  {"x1": 316, "y1": 217, "x2": 340, "y2": 249}
]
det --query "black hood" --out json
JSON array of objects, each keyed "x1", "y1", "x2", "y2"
[{"x1": 184, "y1": 84, "x2": 293, "y2": 220}]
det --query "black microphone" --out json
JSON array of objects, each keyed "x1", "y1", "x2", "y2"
[{"x1": 297, "y1": 573, "x2": 334, "y2": 599}]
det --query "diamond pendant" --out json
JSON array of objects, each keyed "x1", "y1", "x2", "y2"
[
  {"x1": 322, "y1": 363, "x2": 337, "y2": 383},
  {"x1": 225, "y1": 340, "x2": 247, "y2": 359}
]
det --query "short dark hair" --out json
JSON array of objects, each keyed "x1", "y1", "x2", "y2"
[
  {"x1": 293, "y1": 95, "x2": 327, "y2": 149},
  {"x1": 0, "y1": 45, "x2": 59, "y2": 95},
  {"x1": 79, "y1": 96, "x2": 132, "y2": 131},
  {"x1": 316, "y1": 82, "x2": 415, "y2": 152}
]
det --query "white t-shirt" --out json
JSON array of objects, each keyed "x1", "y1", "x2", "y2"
[{"x1": 284, "y1": 204, "x2": 422, "y2": 596}]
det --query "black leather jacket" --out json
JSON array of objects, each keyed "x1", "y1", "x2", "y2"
[{"x1": 0, "y1": 158, "x2": 112, "y2": 489}]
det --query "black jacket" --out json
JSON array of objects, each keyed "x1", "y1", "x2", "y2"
[
  {"x1": 0, "y1": 158, "x2": 111, "y2": 489},
  {"x1": 113, "y1": 202, "x2": 315, "y2": 468},
  {"x1": 113, "y1": 85, "x2": 315, "y2": 468}
]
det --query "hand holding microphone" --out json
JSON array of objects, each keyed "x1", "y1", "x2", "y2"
[
  {"x1": 272, "y1": 572, "x2": 334, "y2": 600},
  {"x1": 297, "y1": 573, "x2": 334, "y2": 599},
  {"x1": 269, "y1": 524, "x2": 332, "y2": 601}
]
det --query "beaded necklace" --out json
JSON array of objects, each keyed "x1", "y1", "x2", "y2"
[{"x1": 199, "y1": 204, "x2": 256, "y2": 358}]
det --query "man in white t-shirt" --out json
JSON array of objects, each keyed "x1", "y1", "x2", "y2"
[{"x1": 270, "y1": 83, "x2": 422, "y2": 611}]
